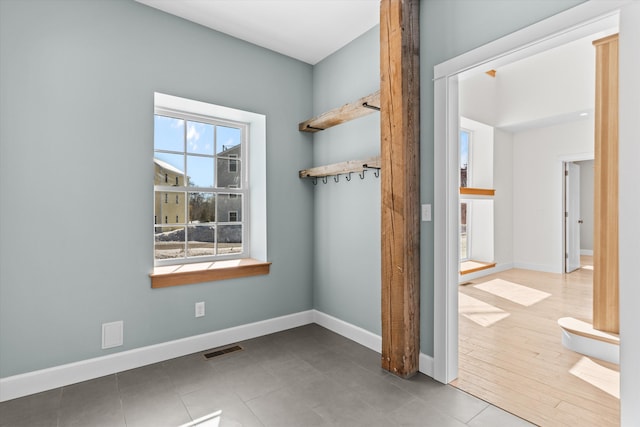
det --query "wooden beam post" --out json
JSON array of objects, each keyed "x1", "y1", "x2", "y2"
[
  {"x1": 593, "y1": 34, "x2": 619, "y2": 333},
  {"x1": 380, "y1": 0, "x2": 420, "y2": 378}
]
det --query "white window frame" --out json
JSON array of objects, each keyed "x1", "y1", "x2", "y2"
[{"x1": 153, "y1": 93, "x2": 267, "y2": 266}]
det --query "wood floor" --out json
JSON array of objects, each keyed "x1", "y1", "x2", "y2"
[{"x1": 452, "y1": 257, "x2": 620, "y2": 426}]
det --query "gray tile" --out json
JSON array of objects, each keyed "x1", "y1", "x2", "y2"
[
  {"x1": 181, "y1": 385, "x2": 263, "y2": 427},
  {"x1": 0, "y1": 388, "x2": 61, "y2": 427},
  {"x1": 467, "y1": 405, "x2": 536, "y2": 427},
  {"x1": 210, "y1": 363, "x2": 285, "y2": 402},
  {"x1": 58, "y1": 397, "x2": 125, "y2": 427},
  {"x1": 117, "y1": 362, "x2": 173, "y2": 396},
  {"x1": 324, "y1": 362, "x2": 414, "y2": 413},
  {"x1": 389, "y1": 398, "x2": 468, "y2": 427},
  {"x1": 121, "y1": 388, "x2": 191, "y2": 427},
  {"x1": 413, "y1": 385, "x2": 489, "y2": 424},
  {"x1": 163, "y1": 353, "x2": 219, "y2": 396},
  {"x1": 58, "y1": 375, "x2": 125, "y2": 427},
  {"x1": 309, "y1": 387, "x2": 397, "y2": 427},
  {"x1": 246, "y1": 388, "x2": 328, "y2": 427},
  {"x1": 260, "y1": 354, "x2": 323, "y2": 385}
]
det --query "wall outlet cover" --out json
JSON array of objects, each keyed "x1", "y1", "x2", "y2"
[{"x1": 102, "y1": 321, "x2": 123, "y2": 349}]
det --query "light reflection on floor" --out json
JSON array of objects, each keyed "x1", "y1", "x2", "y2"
[
  {"x1": 569, "y1": 356, "x2": 620, "y2": 399},
  {"x1": 179, "y1": 410, "x2": 222, "y2": 427},
  {"x1": 458, "y1": 292, "x2": 510, "y2": 327}
]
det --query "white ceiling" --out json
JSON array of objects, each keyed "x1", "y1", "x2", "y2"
[{"x1": 135, "y1": 0, "x2": 380, "y2": 65}]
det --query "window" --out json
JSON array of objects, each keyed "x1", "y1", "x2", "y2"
[
  {"x1": 150, "y1": 93, "x2": 269, "y2": 288},
  {"x1": 154, "y1": 106, "x2": 247, "y2": 265},
  {"x1": 228, "y1": 154, "x2": 238, "y2": 173},
  {"x1": 460, "y1": 129, "x2": 471, "y2": 188}
]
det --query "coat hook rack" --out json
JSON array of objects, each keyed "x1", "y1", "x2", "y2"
[{"x1": 298, "y1": 156, "x2": 381, "y2": 185}]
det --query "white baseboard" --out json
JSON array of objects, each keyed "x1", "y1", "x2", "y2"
[
  {"x1": 1, "y1": 309, "x2": 435, "y2": 402},
  {"x1": 0, "y1": 310, "x2": 314, "y2": 402},
  {"x1": 513, "y1": 262, "x2": 561, "y2": 274},
  {"x1": 312, "y1": 310, "x2": 434, "y2": 378},
  {"x1": 312, "y1": 310, "x2": 381, "y2": 353},
  {"x1": 580, "y1": 249, "x2": 594, "y2": 256}
]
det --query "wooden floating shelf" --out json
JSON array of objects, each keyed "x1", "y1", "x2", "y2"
[
  {"x1": 460, "y1": 187, "x2": 496, "y2": 196},
  {"x1": 298, "y1": 91, "x2": 381, "y2": 133},
  {"x1": 299, "y1": 156, "x2": 381, "y2": 179}
]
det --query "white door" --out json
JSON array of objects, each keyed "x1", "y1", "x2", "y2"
[{"x1": 565, "y1": 162, "x2": 581, "y2": 273}]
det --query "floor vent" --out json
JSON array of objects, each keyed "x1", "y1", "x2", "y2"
[{"x1": 203, "y1": 345, "x2": 243, "y2": 359}]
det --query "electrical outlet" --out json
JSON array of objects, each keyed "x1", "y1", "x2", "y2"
[
  {"x1": 195, "y1": 301, "x2": 205, "y2": 318},
  {"x1": 421, "y1": 204, "x2": 432, "y2": 222}
]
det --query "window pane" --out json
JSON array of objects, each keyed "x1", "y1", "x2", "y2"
[
  {"x1": 188, "y1": 192, "x2": 215, "y2": 223},
  {"x1": 217, "y1": 224, "x2": 242, "y2": 255},
  {"x1": 216, "y1": 158, "x2": 241, "y2": 188},
  {"x1": 154, "y1": 115, "x2": 184, "y2": 152},
  {"x1": 155, "y1": 191, "x2": 185, "y2": 224},
  {"x1": 187, "y1": 155, "x2": 214, "y2": 187},
  {"x1": 186, "y1": 121, "x2": 214, "y2": 155},
  {"x1": 216, "y1": 126, "x2": 241, "y2": 155},
  {"x1": 217, "y1": 194, "x2": 242, "y2": 222},
  {"x1": 187, "y1": 225, "x2": 215, "y2": 257},
  {"x1": 460, "y1": 130, "x2": 469, "y2": 188},
  {"x1": 155, "y1": 226, "x2": 185, "y2": 260},
  {"x1": 460, "y1": 202, "x2": 468, "y2": 260},
  {"x1": 154, "y1": 153, "x2": 185, "y2": 186}
]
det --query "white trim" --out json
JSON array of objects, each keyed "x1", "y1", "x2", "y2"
[
  {"x1": 580, "y1": 249, "x2": 594, "y2": 256},
  {"x1": 312, "y1": 310, "x2": 381, "y2": 353},
  {"x1": 513, "y1": 262, "x2": 562, "y2": 274},
  {"x1": 560, "y1": 328, "x2": 619, "y2": 365},
  {"x1": 433, "y1": 0, "x2": 630, "y2": 388},
  {"x1": 311, "y1": 310, "x2": 434, "y2": 377},
  {"x1": 1, "y1": 310, "x2": 437, "y2": 402},
  {"x1": 0, "y1": 310, "x2": 313, "y2": 402}
]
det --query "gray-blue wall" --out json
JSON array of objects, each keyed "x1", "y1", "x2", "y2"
[
  {"x1": 0, "y1": 0, "x2": 314, "y2": 377},
  {"x1": 0, "y1": 0, "x2": 588, "y2": 379},
  {"x1": 311, "y1": 27, "x2": 381, "y2": 334}
]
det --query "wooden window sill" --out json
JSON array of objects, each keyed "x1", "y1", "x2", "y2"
[
  {"x1": 460, "y1": 187, "x2": 495, "y2": 196},
  {"x1": 150, "y1": 258, "x2": 271, "y2": 288}
]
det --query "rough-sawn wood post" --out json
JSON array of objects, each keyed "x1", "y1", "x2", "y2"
[{"x1": 380, "y1": 0, "x2": 420, "y2": 378}]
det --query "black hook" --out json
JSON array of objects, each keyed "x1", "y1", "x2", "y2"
[
  {"x1": 359, "y1": 170, "x2": 366, "y2": 179},
  {"x1": 334, "y1": 174, "x2": 340, "y2": 183},
  {"x1": 362, "y1": 102, "x2": 381, "y2": 111},
  {"x1": 322, "y1": 176, "x2": 328, "y2": 184},
  {"x1": 374, "y1": 169, "x2": 380, "y2": 178},
  {"x1": 345, "y1": 172, "x2": 352, "y2": 181},
  {"x1": 312, "y1": 177, "x2": 317, "y2": 185}
]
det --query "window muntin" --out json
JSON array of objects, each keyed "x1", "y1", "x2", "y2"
[{"x1": 154, "y1": 110, "x2": 248, "y2": 265}]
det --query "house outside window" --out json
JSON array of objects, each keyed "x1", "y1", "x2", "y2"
[{"x1": 153, "y1": 106, "x2": 247, "y2": 265}]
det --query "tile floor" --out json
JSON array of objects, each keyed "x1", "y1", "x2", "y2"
[{"x1": 0, "y1": 324, "x2": 534, "y2": 427}]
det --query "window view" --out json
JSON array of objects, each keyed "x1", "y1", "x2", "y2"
[
  {"x1": 460, "y1": 129, "x2": 470, "y2": 187},
  {"x1": 460, "y1": 129, "x2": 471, "y2": 261},
  {"x1": 153, "y1": 112, "x2": 247, "y2": 264}
]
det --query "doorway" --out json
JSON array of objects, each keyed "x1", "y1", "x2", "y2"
[{"x1": 432, "y1": 3, "x2": 626, "y2": 423}]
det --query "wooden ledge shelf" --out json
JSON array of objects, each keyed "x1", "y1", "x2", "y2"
[
  {"x1": 150, "y1": 258, "x2": 271, "y2": 288},
  {"x1": 460, "y1": 260, "x2": 496, "y2": 275},
  {"x1": 299, "y1": 156, "x2": 381, "y2": 179},
  {"x1": 558, "y1": 317, "x2": 620, "y2": 346},
  {"x1": 299, "y1": 91, "x2": 380, "y2": 133},
  {"x1": 460, "y1": 187, "x2": 496, "y2": 196}
]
